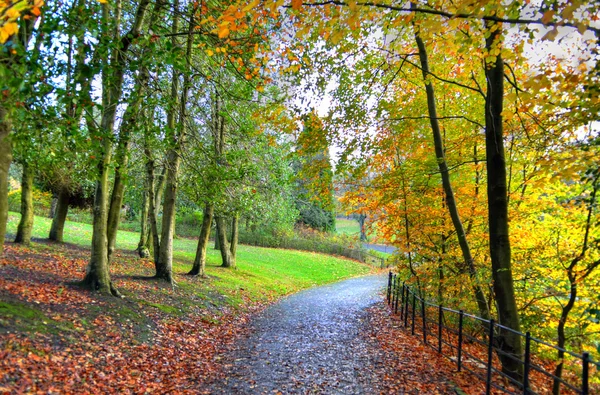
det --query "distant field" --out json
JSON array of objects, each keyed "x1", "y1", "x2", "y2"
[{"x1": 336, "y1": 218, "x2": 360, "y2": 235}]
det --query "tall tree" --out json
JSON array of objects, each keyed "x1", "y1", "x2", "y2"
[
  {"x1": 82, "y1": 0, "x2": 151, "y2": 295},
  {"x1": 0, "y1": 0, "x2": 41, "y2": 254}
]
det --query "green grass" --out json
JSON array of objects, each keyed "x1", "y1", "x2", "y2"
[
  {"x1": 6, "y1": 212, "x2": 374, "y2": 305},
  {"x1": 335, "y1": 218, "x2": 360, "y2": 235},
  {"x1": 0, "y1": 300, "x2": 74, "y2": 335}
]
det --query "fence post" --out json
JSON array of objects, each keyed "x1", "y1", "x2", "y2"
[
  {"x1": 523, "y1": 332, "x2": 530, "y2": 395},
  {"x1": 486, "y1": 319, "x2": 495, "y2": 395},
  {"x1": 411, "y1": 292, "x2": 416, "y2": 335},
  {"x1": 582, "y1": 352, "x2": 589, "y2": 395},
  {"x1": 421, "y1": 299, "x2": 427, "y2": 344},
  {"x1": 438, "y1": 305, "x2": 443, "y2": 353},
  {"x1": 400, "y1": 284, "x2": 405, "y2": 318},
  {"x1": 388, "y1": 270, "x2": 392, "y2": 304},
  {"x1": 457, "y1": 310, "x2": 463, "y2": 372},
  {"x1": 392, "y1": 275, "x2": 397, "y2": 307},
  {"x1": 394, "y1": 283, "x2": 401, "y2": 314}
]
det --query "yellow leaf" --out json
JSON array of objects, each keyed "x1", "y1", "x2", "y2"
[
  {"x1": 0, "y1": 22, "x2": 19, "y2": 43},
  {"x1": 6, "y1": 8, "x2": 21, "y2": 19},
  {"x1": 291, "y1": 0, "x2": 302, "y2": 10},
  {"x1": 97, "y1": 0, "x2": 107, "y2": 3},
  {"x1": 577, "y1": 23, "x2": 588, "y2": 35},
  {"x1": 218, "y1": 27, "x2": 229, "y2": 39},
  {"x1": 242, "y1": 0, "x2": 259, "y2": 12},
  {"x1": 206, "y1": 49, "x2": 214, "y2": 56}
]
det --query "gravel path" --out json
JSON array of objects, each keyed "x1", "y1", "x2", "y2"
[{"x1": 207, "y1": 275, "x2": 402, "y2": 394}]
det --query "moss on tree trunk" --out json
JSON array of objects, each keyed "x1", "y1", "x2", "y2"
[
  {"x1": 216, "y1": 216, "x2": 233, "y2": 268},
  {"x1": 0, "y1": 107, "x2": 11, "y2": 255},
  {"x1": 189, "y1": 204, "x2": 213, "y2": 276},
  {"x1": 15, "y1": 161, "x2": 34, "y2": 245},
  {"x1": 49, "y1": 188, "x2": 69, "y2": 242},
  {"x1": 229, "y1": 213, "x2": 239, "y2": 267}
]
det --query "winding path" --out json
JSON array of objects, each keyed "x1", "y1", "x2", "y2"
[{"x1": 208, "y1": 275, "x2": 397, "y2": 394}]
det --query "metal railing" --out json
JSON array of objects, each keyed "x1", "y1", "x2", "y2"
[{"x1": 386, "y1": 272, "x2": 598, "y2": 395}]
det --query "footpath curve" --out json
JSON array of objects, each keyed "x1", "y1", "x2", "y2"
[{"x1": 206, "y1": 274, "x2": 455, "y2": 394}]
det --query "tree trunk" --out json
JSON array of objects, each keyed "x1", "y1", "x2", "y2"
[
  {"x1": 83, "y1": 0, "x2": 150, "y2": 296},
  {"x1": 146, "y1": 157, "x2": 161, "y2": 265},
  {"x1": 155, "y1": 1, "x2": 194, "y2": 283},
  {"x1": 214, "y1": 225, "x2": 221, "y2": 250},
  {"x1": 15, "y1": 161, "x2": 34, "y2": 245},
  {"x1": 49, "y1": 196, "x2": 57, "y2": 218},
  {"x1": 107, "y1": 97, "x2": 142, "y2": 263},
  {"x1": 230, "y1": 213, "x2": 239, "y2": 266},
  {"x1": 484, "y1": 21, "x2": 522, "y2": 381},
  {"x1": 189, "y1": 203, "x2": 213, "y2": 276},
  {"x1": 552, "y1": 278, "x2": 576, "y2": 395},
  {"x1": 49, "y1": 188, "x2": 69, "y2": 242},
  {"x1": 0, "y1": 106, "x2": 12, "y2": 255},
  {"x1": 215, "y1": 216, "x2": 233, "y2": 268},
  {"x1": 357, "y1": 213, "x2": 367, "y2": 242},
  {"x1": 413, "y1": 21, "x2": 490, "y2": 320},
  {"x1": 137, "y1": 188, "x2": 150, "y2": 258}
]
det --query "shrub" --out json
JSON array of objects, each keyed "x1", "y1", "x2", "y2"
[{"x1": 8, "y1": 187, "x2": 53, "y2": 217}]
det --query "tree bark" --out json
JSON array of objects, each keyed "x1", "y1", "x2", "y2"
[
  {"x1": 137, "y1": 188, "x2": 150, "y2": 258},
  {"x1": 49, "y1": 188, "x2": 70, "y2": 242},
  {"x1": 15, "y1": 161, "x2": 34, "y2": 245},
  {"x1": 155, "y1": 0, "x2": 194, "y2": 282},
  {"x1": 107, "y1": 95, "x2": 143, "y2": 263},
  {"x1": 189, "y1": 203, "x2": 213, "y2": 276},
  {"x1": 229, "y1": 213, "x2": 239, "y2": 267},
  {"x1": 0, "y1": 9, "x2": 39, "y2": 256},
  {"x1": 484, "y1": 21, "x2": 522, "y2": 381},
  {"x1": 83, "y1": 0, "x2": 150, "y2": 296},
  {"x1": 214, "y1": 226, "x2": 221, "y2": 250},
  {"x1": 412, "y1": 20, "x2": 490, "y2": 320},
  {"x1": 216, "y1": 216, "x2": 233, "y2": 268},
  {"x1": 0, "y1": 106, "x2": 12, "y2": 255}
]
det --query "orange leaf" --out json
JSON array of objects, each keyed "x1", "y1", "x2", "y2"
[{"x1": 291, "y1": 0, "x2": 302, "y2": 10}]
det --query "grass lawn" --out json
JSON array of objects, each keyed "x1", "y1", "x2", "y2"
[
  {"x1": 335, "y1": 217, "x2": 360, "y2": 235},
  {"x1": 5, "y1": 212, "x2": 374, "y2": 306}
]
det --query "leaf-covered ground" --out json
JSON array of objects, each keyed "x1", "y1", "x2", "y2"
[{"x1": 0, "y1": 242, "x2": 259, "y2": 393}]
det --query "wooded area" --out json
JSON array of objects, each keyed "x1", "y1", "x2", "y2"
[{"x1": 1, "y1": 0, "x2": 599, "y2": 392}]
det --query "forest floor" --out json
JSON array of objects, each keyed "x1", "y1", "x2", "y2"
[
  {"x1": 0, "y1": 239, "x2": 480, "y2": 395},
  {"x1": 0, "y1": 213, "x2": 375, "y2": 394},
  {"x1": 0, "y1": 214, "x2": 509, "y2": 394}
]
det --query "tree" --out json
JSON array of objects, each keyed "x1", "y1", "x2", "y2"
[
  {"x1": 294, "y1": 112, "x2": 336, "y2": 232},
  {"x1": 0, "y1": 0, "x2": 41, "y2": 254}
]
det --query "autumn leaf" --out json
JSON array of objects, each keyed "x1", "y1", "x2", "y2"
[
  {"x1": 291, "y1": 0, "x2": 303, "y2": 10},
  {"x1": 218, "y1": 26, "x2": 230, "y2": 39},
  {"x1": 0, "y1": 22, "x2": 19, "y2": 43},
  {"x1": 541, "y1": 28, "x2": 559, "y2": 41}
]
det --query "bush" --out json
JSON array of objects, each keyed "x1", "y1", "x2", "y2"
[
  {"x1": 8, "y1": 187, "x2": 53, "y2": 217},
  {"x1": 175, "y1": 210, "x2": 203, "y2": 238}
]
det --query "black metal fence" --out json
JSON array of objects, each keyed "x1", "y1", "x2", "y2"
[
  {"x1": 386, "y1": 272, "x2": 598, "y2": 395},
  {"x1": 238, "y1": 233, "x2": 389, "y2": 268}
]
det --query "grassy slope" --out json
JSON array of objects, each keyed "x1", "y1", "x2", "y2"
[{"x1": 5, "y1": 212, "x2": 374, "y2": 306}]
